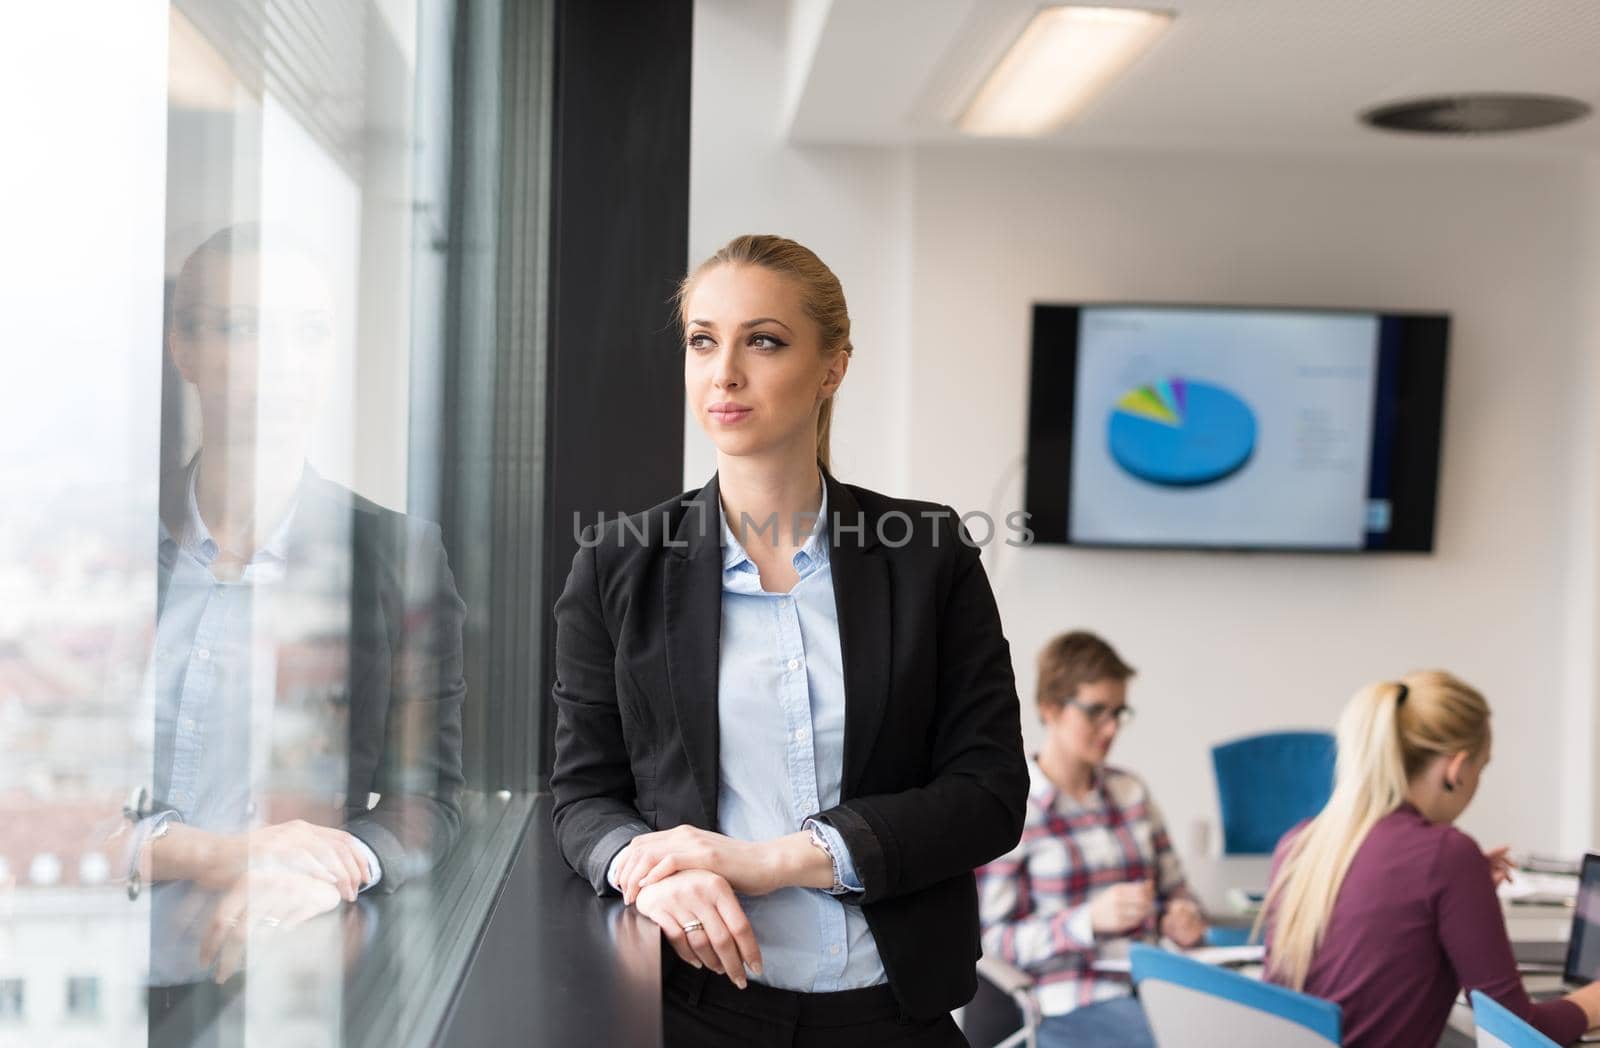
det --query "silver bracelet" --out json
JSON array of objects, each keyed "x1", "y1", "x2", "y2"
[{"x1": 806, "y1": 824, "x2": 849, "y2": 896}]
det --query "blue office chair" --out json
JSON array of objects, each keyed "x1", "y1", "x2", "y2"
[
  {"x1": 1131, "y1": 943, "x2": 1341, "y2": 1047},
  {"x1": 1203, "y1": 924, "x2": 1253, "y2": 947},
  {"x1": 1212, "y1": 731, "x2": 1336, "y2": 854},
  {"x1": 1470, "y1": 990, "x2": 1562, "y2": 1048}
]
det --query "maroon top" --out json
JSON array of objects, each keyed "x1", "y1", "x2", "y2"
[{"x1": 1265, "y1": 805, "x2": 1588, "y2": 1047}]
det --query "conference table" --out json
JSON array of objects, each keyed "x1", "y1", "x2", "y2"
[{"x1": 1185, "y1": 855, "x2": 1575, "y2": 1047}]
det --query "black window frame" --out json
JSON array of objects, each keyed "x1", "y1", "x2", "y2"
[{"x1": 344, "y1": 2, "x2": 691, "y2": 1045}]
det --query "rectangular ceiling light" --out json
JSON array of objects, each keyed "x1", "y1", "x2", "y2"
[{"x1": 960, "y1": 6, "x2": 1173, "y2": 137}]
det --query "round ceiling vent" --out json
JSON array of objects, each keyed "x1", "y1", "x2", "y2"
[{"x1": 1361, "y1": 93, "x2": 1591, "y2": 135}]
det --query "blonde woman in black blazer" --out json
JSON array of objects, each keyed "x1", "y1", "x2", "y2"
[{"x1": 551, "y1": 235, "x2": 1029, "y2": 1047}]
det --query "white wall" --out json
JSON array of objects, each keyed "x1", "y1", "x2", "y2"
[
  {"x1": 686, "y1": 0, "x2": 913, "y2": 497},
  {"x1": 1568, "y1": 157, "x2": 1600, "y2": 849},
  {"x1": 908, "y1": 148, "x2": 1593, "y2": 857},
  {"x1": 690, "y1": 0, "x2": 1600, "y2": 860}
]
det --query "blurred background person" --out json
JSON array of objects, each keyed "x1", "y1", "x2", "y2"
[
  {"x1": 1261, "y1": 672, "x2": 1600, "y2": 1047},
  {"x1": 977, "y1": 631, "x2": 1206, "y2": 1048}
]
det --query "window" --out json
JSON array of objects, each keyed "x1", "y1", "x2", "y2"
[
  {"x1": 0, "y1": 980, "x2": 22, "y2": 1022},
  {"x1": 3, "y1": 1, "x2": 552, "y2": 1045},
  {"x1": 66, "y1": 976, "x2": 99, "y2": 1020}
]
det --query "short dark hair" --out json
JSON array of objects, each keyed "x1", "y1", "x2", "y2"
[{"x1": 1036, "y1": 631, "x2": 1135, "y2": 712}]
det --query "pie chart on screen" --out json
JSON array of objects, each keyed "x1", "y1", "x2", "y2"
[{"x1": 1107, "y1": 377, "x2": 1257, "y2": 487}]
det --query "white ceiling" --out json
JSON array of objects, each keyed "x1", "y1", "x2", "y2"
[{"x1": 784, "y1": 0, "x2": 1600, "y2": 155}]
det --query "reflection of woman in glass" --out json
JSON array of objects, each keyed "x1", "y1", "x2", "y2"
[
  {"x1": 551, "y1": 235, "x2": 1029, "y2": 1046},
  {"x1": 132, "y1": 226, "x2": 465, "y2": 1042}
]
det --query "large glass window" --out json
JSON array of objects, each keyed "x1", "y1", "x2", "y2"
[{"x1": 1, "y1": 1, "x2": 547, "y2": 1045}]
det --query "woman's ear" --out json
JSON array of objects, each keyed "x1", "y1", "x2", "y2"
[
  {"x1": 818, "y1": 348, "x2": 849, "y2": 399},
  {"x1": 1443, "y1": 750, "x2": 1470, "y2": 792},
  {"x1": 168, "y1": 326, "x2": 197, "y2": 384}
]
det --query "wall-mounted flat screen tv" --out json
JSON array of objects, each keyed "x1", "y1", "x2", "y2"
[{"x1": 1024, "y1": 304, "x2": 1448, "y2": 552}]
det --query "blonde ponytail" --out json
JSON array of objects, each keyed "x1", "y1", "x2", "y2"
[
  {"x1": 1260, "y1": 671, "x2": 1490, "y2": 990},
  {"x1": 816, "y1": 397, "x2": 836, "y2": 473}
]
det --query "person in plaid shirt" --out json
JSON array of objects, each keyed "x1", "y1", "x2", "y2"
[{"x1": 977, "y1": 631, "x2": 1208, "y2": 1048}]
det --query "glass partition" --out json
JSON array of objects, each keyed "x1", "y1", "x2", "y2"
[{"x1": 0, "y1": 2, "x2": 545, "y2": 1045}]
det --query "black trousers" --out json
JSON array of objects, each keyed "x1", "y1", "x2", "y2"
[{"x1": 661, "y1": 952, "x2": 970, "y2": 1048}]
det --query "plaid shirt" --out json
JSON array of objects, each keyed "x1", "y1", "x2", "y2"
[{"x1": 976, "y1": 757, "x2": 1189, "y2": 1017}]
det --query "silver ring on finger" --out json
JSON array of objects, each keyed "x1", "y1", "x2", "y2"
[{"x1": 680, "y1": 919, "x2": 704, "y2": 934}]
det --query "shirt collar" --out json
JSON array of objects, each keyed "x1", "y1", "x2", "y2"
[
  {"x1": 161, "y1": 454, "x2": 300, "y2": 567},
  {"x1": 1026, "y1": 755, "x2": 1061, "y2": 812},
  {"x1": 1027, "y1": 753, "x2": 1105, "y2": 812},
  {"x1": 718, "y1": 482, "x2": 830, "y2": 574}
]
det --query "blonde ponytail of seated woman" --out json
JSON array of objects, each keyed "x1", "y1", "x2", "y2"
[{"x1": 1259, "y1": 670, "x2": 1490, "y2": 991}]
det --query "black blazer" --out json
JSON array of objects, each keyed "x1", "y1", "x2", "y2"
[
  {"x1": 156, "y1": 466, "x2": 467, "y2": 891},
  {"x1": 549, "y1": 471, "x2": 1029, "y2": 1018}
]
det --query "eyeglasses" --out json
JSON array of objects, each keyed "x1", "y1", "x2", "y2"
[
  {"x1": 1064, "y1": 698, "x2": 1135, "y2": 726},
  {"x1": 175, "y1": 306, "x2": 335, "y2": 344}
]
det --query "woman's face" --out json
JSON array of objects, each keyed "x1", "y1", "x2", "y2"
[
  {"x1": 682, "y1": 263, "x2": 845, "y2": 463},
  {"x1": 170, "y1": 249, "x2": 336, "y2": 449}
]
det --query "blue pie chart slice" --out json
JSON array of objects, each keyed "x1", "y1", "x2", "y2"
[{"x1": 1108, "y1": 379, "x2": 1256, "y2": 487}]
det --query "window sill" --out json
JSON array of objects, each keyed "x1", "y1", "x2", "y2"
[
  {"x1": 342, "y1": 789, "x2": 536, "y2": 1048},
  {"x1": 341, "y1": 792, "x2": 663, "y2": 1048}
]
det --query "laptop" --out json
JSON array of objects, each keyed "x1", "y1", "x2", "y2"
[
  {"x1": 1525, "y1": 851, "x2": 1600, "y2": 1041},
  {"x1": 1567, "y1": 854, "x2": 1600, "y2": 988},
  {"x1": 1526, "y1": 852, "x2": 1600, "y2": 991}
]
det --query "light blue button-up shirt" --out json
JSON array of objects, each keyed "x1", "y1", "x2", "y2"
[
  {"x1": 144, "y1": 461, "x2": 378, "y2": 984},
  {"x1": 713, "y1": 488, "x2": 886, "y2": 992}
]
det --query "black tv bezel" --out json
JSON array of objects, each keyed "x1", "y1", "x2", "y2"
[{"x1": 1023, "y1": 302, "x2": 1449, "y2": 554}]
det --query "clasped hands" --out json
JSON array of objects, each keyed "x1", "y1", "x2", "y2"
[
  {"x1": 154, "y1": 820, "x2": 374, "y2": 982},
  {"x1": 199, "y1": 866, "x2": 348, "y2": 983},
  {"x1": 610, "y1": 825, "x2": 834, "y2": 989},
  {"x1": 1089, "y1": 881, "x2": 1208, "y2": 948}
]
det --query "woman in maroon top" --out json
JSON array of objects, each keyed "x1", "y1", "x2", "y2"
[{"x1": 1262, "y1": 671, "x2": 1600, "y2": 1047}]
